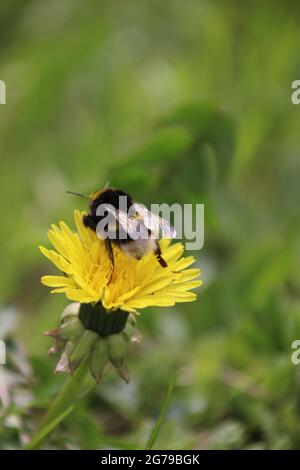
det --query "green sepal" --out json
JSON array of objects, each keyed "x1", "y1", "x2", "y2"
[
  {"x1": 89, "y1": 337, "x2": 109, "y2": 383},
  {"x1": 108, "y1": 333, "x2": 127, "y2": 367},
  {"x1": 44, "y1": 317, "x2": 84, "y2": 341},
  {"x1": 69, "y1": 330, "x2": 98, "y2": 373}
]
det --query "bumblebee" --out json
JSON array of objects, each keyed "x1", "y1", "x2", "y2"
[{"x1": 68, "y1": 186, "x2": 176, "y2": 270}]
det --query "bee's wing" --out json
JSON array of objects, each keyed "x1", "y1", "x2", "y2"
[
  {"x1": 103, "y1": 205, "x2": 148, "y2": 239},
  {"x1": 133, "y1": 203, "x2": 176, "y2": 238}
]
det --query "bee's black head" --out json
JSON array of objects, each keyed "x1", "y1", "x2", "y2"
[{"x1": 89, "y1": 188, "x2": 133, "y2": 214}]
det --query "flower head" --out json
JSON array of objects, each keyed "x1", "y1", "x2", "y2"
[
  {"x1": 40, "y1": 210, "x2": 202, "y2": 382},
  {"x1": 40, "y1": 210, "x2": 202, "y2": 314}
]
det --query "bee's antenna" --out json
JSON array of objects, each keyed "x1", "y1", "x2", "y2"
[{"x1": 66, "y1": 190, "x2": 88, "y2": 198}]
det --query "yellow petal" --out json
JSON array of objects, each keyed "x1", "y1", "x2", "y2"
[
  {"x1": 174, "y1": 268, "x2": 201, "y2": 283},
  {"x1": 163, "y1": 242, "x2": 184, "y2": 263},
  {"x1": 174, "y1": 280, "x2": 203, "y2": 290},
  {"x1": 50, "y1": 287, "x2": 68, "y2": 293},
  {"x1": 74, "y1": 210, "x2": 94, "y2": 248},
  {"x1": 47, "y1": 230, "x2": 70, "y2": 259},
  {"x1": 65, "y1": 288, "x2": 98, "y2": 303},
  {"x1": 172, "y1": 256, "x2": 195, "y2": 271},
  {"x1": 39, "y1": 246, "x2": 72, "y2": 274},
  {"x1": 41, "y1": 275, "x2": 75, "y2": 288},
  {"x1": 139, "y1": 277, "x2": 173, "y2": 295}
]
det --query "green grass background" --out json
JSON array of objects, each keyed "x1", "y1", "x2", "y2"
[{"x1": 1, "y1": 0, "x2": 300, "y2": 449}]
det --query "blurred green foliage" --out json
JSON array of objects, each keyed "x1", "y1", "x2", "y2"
[{"x1": 1, "y1": 0, "x2": 300, "y2": 450}]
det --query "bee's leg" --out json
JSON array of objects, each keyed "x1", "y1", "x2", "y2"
[
  {"x1": 105, "y1": 238, "x2": 115, "y2": 282},
  {"x1": 154, "y1": 242, "x2": 168, "y2": 268}
]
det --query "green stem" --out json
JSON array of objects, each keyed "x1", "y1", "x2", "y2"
[
  {"x1": 26, "y1": 357, "x2": 93, "y2": 450},
  {"x1": 144, "y1": 369, "x2": 177, "y2": 450}
]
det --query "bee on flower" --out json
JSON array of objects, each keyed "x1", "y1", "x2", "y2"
[{"x1": 40, "y1": 191, "x2": 202, "y2": 383}]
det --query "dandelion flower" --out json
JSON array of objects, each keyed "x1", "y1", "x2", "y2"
[
  {"x1": 40, "y1": 210, "x2": 202, "y2": 312},
  {"x1": 40, "y1": 210, "x2": 202, "y2": 382}
]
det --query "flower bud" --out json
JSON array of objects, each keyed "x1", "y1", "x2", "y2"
[{"x1": 89, "y1": 338, "x2": 109, "y2": 383}]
